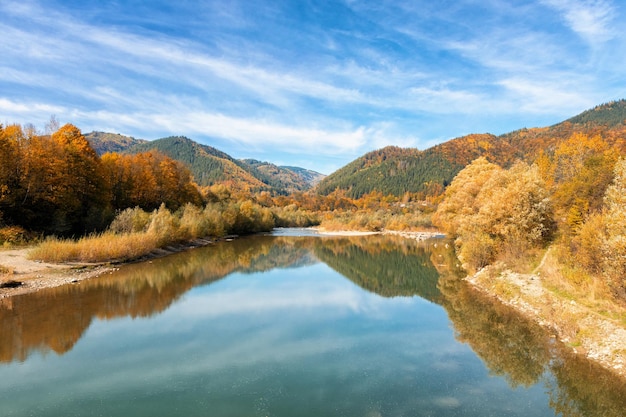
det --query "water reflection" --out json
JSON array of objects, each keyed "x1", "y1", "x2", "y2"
[
  {"x1": 437, "y1": 269, "x2": 626, "y2": 416},
  {"x1": 0, "y1": 236, "x2": 313, "y2": 362},
  {"x1": 1, "y1": 233, "x2": 625, "y2": 417},
  {"x1": 313, "y1": 234, "x2": 453, "y2": 302}
]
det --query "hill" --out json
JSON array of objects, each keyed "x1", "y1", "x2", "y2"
[
  {"x1": 241, "y1": 159, "x2": 326, "y2": 193},
  {"x1": 280, "y1": 166, "x2": 326, "y2": 187},
  {"x1": 316, "y1": 134, "x2": 517, "y2": 199},
  {"x1": 86, "y1": 133, "x2": 323, "y2": 194},
  {"x1": 125, "y1": 136, "x2": 271, "y2": 191},
  {"x1": 565, "y1": 99, "x2": 626, "y2": 127},
  {"x1": 317, "y1": 100, "x2": 626, "y2": 199},
  {"x1": 85, "y1": 132, "x2": 146, "y2": 154}
]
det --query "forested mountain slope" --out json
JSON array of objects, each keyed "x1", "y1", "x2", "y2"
[
  {"x1": 85, "y1": 132, "x2": 146, "y2": 154},
  {"x1": 86, "y1": 134, "x2": 324, "y2": 194},
  {"x1": 242, "y1": 159, "x2": 326, "y2": 193},
  {"x1": 317, "y1": 100, "x2": 626, "y2": 199},
  {"x1": 124, "y1": 136, "x2": 267, "y2": 190},
  {"x1": 280, "y1": 166, "x2": 326, "y2": 187}
]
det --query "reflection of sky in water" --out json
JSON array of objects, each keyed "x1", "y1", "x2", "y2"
[{"x1": 0, "y1": 259, "x2": 554, "y2": 416}]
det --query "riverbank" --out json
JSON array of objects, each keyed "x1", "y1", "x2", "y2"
[
  {"x1": 313, "y1": 227, "x2": 444, "y2": 240},
  {"x1": 0, "y1": 237, "x2": 221, "y2": 299},
  {"x1": 0, "y1": 229, "x2": 443, "y2": 299},
  {"x1": 466, "y1": 261, "x2": 626, "y2": 380}
]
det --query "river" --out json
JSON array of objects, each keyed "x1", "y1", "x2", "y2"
[{"x1": 0, "y1": 230, "x2": 624, "y2": 416}]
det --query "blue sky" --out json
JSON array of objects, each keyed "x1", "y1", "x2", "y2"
[{"x1": 1, "y1": 0, "x2": 625, "y2": 174}]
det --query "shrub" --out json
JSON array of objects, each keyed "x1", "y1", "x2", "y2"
[
  {"x1": 147, "y1": 204, "x2": 181, "y2": 246},
  {"x1": 0, "y1": 226, "x2": 32, "y2": 246},
  {"x1": 29, "y1": 232, "x2": 159, "y2": 263},
  {"x1": 109, "y1": 207, "x2": 152, "y2": 234}
]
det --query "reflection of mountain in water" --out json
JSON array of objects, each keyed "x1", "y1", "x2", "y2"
[
  {"x1": 2, "y1": 233, "x2": 626, "y2": 416},
  {"x1": 314, "y1": 235, "x2": 447, "y2": 302}
]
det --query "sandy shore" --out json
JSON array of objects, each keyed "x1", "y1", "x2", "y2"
[
  {"x1": 310, "y1": 227, "x2": 379, "y2": 236},
  {"x1": 0, "y1": 247, "x2": 115, "y2": 298},
  {"x1": 313, "y1": 227, "x2": 444, "y2": 240},
  {"x1": 0, "y1": 238, "x2": 220, "y2": 299}
]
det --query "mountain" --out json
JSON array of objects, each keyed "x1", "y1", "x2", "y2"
[
  {"x1": 565, "y1": 100, "x2": 626, "y2": 127},
  {"x1": 125, "y1": 136, "x2": 268, "y2": 191},
  {"x1": 85, "y1": 132, "x2": 146, "y2": 154},
  {"x1": 316, "y1": 134, "x2": 516, "y2": 199},
  {"x1": 241, "y1": 159, "x2": 326, "y2": 193},
  {"x1": 280, "y1": 166, "x2": 326, "y2": 187},
  {"x1": 86, "y1": 133, "x2": 324, "y2": 193},
  {"x1": 317, "y1": 100, "x2": 626, "y2": 199}
]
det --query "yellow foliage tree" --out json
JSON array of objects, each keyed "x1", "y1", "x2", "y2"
[
  {"x1": 601, "y1": 157, "x2": 626, "y2": 296},
  {"x1": 434, "y1": 158, "x2": 553, "y2": 272},
  {"x1": 541, "y1": 133, "x2": 618, "y2": 229},
  {"x1": 432, "y1": 157, "x2": 500, "y2": 237}
]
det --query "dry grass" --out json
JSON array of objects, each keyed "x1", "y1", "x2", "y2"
[
  {"x1": 0, "y1": 264, "x2": 15, "y2": 275},
  {"x1": 319, "y1": 209, "x2": 432, "y2": 232},
  {"x1": 537, "y1": 245, "x2": 626, "y2": 322},
  {"x1": 28, "y1": 232, "x2": 159, "y2": 263},
  {"x1": 27, "y1": 200, "x2": 280, "y2": 264}
]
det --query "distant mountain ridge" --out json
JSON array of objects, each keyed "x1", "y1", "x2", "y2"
[
  {"x1": 86, "y1": 131, "x2": 147, "y2": 154},
  {"x1": 317, "y1": 99, "x2": 626, "y2": 199},
  {"x1": 565, "y1": 100, "x2": 626, "y2": 127},
  {"x1": 86, "y1": 99, "x2": 626, "y2": 199},
  {"x1": 85, "y1": 133, "x2": 325, "y2": 194}
]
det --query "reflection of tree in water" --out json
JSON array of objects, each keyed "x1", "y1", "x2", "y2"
[
  {"x1": 438, "y1": 270, "x2": 626, "y2": 416},
  {"x1": 438, "y1": 275, "x2": 551, "y2": 387},
  {"x1": 3, "y1": 233, "x2": 626, "y2": 416},
  {"x1": 0, "y1": 236, "x2": 313, "y2": 363},
  {"x1": 313, "y1": 234, "x2": 449, "y2": 302},
  {"x1": 546, "y1": 347, "x2": 626, "y2": 417}
]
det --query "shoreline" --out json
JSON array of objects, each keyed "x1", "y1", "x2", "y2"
[
  {"x1": 0, "y1": 229, "x2": 443, "y2": 298},
  {"x1": 0, "y1": 237, "x2": 222, "y2": 299},
  {"x1": 466, "y1": 265, "x2": 626, "y2": 380},
  {"x1": 312, "y1": 227, "x2": 444, "y2": 240}
]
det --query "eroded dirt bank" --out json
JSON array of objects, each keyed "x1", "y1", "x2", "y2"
[{"x1": 467, "y1": 266, "x2": 626, "y2": 380}]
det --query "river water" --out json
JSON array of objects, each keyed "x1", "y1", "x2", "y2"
[{"x1": 0, "y1": 231, "x2": 624, "y2": 416}]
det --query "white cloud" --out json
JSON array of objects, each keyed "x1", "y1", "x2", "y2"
[
  {"x1": 408, "y1": 86, "x2": 485, "y2": 114},
  {"x1": 541, "y1": 0, "x2": 615, "y2": 43},
  {"x1": 165, "y1": 112, "x2": 368, "y2": 154},
  {"x1": 0, "y1": 97, "x2": 65, "y2": 117},
  {"x1": 58, "y1": 107, "x2": 366, "y2": 155},
  {"x1": 497, "y1": 77, "x2": 592, "y2": 113},
  {"x1": 363, "y1": 122, "x2": 421, "y2": 150}
]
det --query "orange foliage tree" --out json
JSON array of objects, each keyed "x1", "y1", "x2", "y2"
[
  {"x1": 1, "y1": 122, "x2": 205, "y2": 236},
  {"x1": 101, "y1": 150, "x2": 202, "y2": 212}
]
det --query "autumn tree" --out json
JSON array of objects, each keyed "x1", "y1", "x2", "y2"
[
  {"x1": 434, "y1": 158, "x2": 554, "y2": 272},
  {"x1": 102, "y1": 151, "x2": 202, "y2": 212},
  {"x1": 539, "y1": 133, "x2": 618, "y2": 232},
  {"x1": 0, "y1": 125, "x2": 22, "y2": 224},
  {"x1": 49, "y1": 123, "x2": 113, "y2": 233},
  {"x1": 601, "y1": 157, "x2": 626, "y2": 297},
  {"x1": 472, "y1": 162, "x2": 554, "y2": 259},
  {"x1": 432, "y1": 157, "x2": 500, "y2": 237}
]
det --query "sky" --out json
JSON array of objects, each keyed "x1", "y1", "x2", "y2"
[{"x1": 1, "y1": 0, "x2": 625, "y2": 174}]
